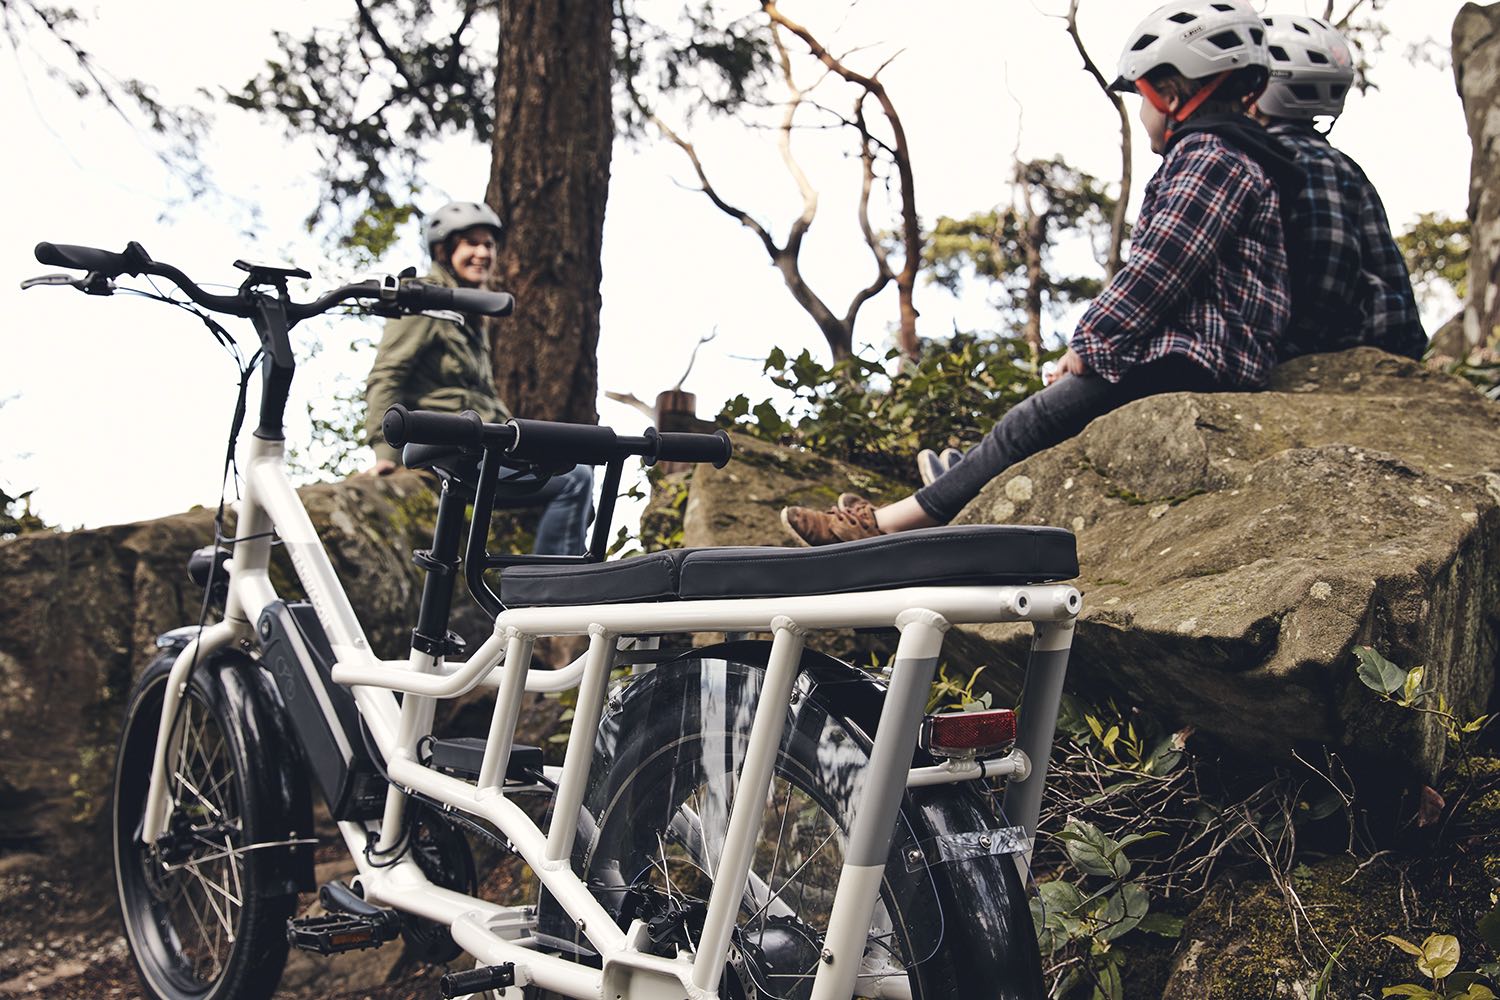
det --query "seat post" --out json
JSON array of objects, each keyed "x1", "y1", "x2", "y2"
[{"x1": 410, "y1": 476, "x2": 468, "y2": 656}]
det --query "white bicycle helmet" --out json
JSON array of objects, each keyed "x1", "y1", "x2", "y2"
[
  {"x1": 1258, "y1": 15, "x2": 1355, "y2": 119},
  {"x1": 424, "y1": 201, "x2": 503, "y2": 254},
  {"x1": 1113, "y1": 0, "x2": 1270, "y2": 94}
]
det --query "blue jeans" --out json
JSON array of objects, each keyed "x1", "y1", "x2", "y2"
[{"x1": 493, "y1": 464, "x2": 595, "y2": 556}]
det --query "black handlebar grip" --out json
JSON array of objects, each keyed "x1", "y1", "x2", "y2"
[
  {"x1": 446, "y1": 287, "x2": 515, "y2": 316},
  {"x1": 34, "y1": 241, "x2": 139, "y2": 274},
  {"x1": 649, "y1": 429, "x2": 733, "y2": 468},
  {"x1": 400, "y1": 281, "x2": 515, "y2": 316},
  {"x1": 507, "y1": 418, "x2": 621, "y2": 467},
  {"x1": 382, "y1": 405, "x2": 486, "y2": 448}
]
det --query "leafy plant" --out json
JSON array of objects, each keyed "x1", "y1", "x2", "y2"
[
  {"x1": 718, "y1": 332, "x2": 1055, "y2": 481},
  {"x1": 1353, "y1": 647, "x2": 1492, "y2": 745},
  {"x1": 1381, "y1": 933, "x2": 1496, "y2": 999},
  {"x1": 926, "y1": 662, "x2": 993, "y2": 713},
  {"x1": 1031, "y1": 818, "x2": 1178, "y2": 1000},
  {"x1": 1, "y1": 484, "x2": 51, "y2": 539}
]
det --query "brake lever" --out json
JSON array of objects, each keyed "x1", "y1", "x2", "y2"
[{"x1": 18, "y1": 272, "x2": 115, "y2": 295}]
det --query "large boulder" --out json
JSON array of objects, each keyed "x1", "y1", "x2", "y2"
[
  {"x1": 0, "y1": 471, "x2": 498, "y2": 888},
  {"x1": 1455, "y1": 2, "x2": 1500, "y2": 352},
  {"x1": 685, "y1": 350, "x2": 1500, "y2": 781}
]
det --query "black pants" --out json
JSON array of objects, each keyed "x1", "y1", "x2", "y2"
[{"x1": 912, "y1": 356, "x2": 1220, "y2": 523}]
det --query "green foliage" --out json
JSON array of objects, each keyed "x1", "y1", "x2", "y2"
[
  {"x1": 717, "y1": 333, "x2": 1054, "y2": 481},
  {"x1": 0, "y1": 0, "x2": 212, "y2": 193},
  {"x1": 926, "y1": 662, "x2": 993, "y2": 713},
  {"x1": 1031, "y1": 817, "x2": 1176, "y2": 1000},
  {"x1": 1399, "y1": 213, "x2": 1470, "y2": 305},
  {"x1": 1380, "y1": 932, "x2": 1497, "y2": 999},
  {"x1": 227, "y1": 1, "x2": 771, "y2": 256},
  {"x1": 287, "y1": 335, "x2": 376, "y2": 482},
  {"x1": 1353, "y1": 646, "x2": 1493, "y2": 745},
  {"x1": 0, "y1": 483, "x2": 51, "y2": 539},
  {"x1": 225, "y1": 1, "x2": 498, "y2": 255},
  {"x1": 924, "y1": 156, "x2": 1117, "y2": 336}
]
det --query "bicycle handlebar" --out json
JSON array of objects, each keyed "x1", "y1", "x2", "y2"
[
  {"x1": 382, "y1": 405, "x2": 734, "y2": 470},
  {"x1": 35, "y1": 241, "x2": 149, "y2": 275},
  {"x1": 31, "y1": 240, "x2": 515, "y2": 324}
]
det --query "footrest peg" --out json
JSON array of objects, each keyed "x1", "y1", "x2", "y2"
[{"x1": 440, "y1": 963, "x2": 516, "y2": 997}]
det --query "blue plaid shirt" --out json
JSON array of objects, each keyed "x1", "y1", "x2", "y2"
[
  {"x1": 1268, "y1": 122, "x2": 1426, "y2": 360},
  {"x1": 1070, "y1": 132, "x2": 1290, "y2": 387}
]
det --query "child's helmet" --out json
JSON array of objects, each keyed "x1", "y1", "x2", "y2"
[
  {"x1": 424, "y1": 201, "x2": 503, "y2": 256},
  {"x1": 1258, "y1": 15, "x2": 1356, "y2": 119},
  {"x1": 1113, "y1": 0, "x2": 1271, "y2": 95}
]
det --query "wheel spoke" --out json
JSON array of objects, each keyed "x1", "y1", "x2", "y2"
[{"x1": 746, "y1": 825, "x2": 839, "y2": 927}]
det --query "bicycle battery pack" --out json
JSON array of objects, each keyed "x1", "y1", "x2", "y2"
[{"x1": 257, "y1": 601, "x2": 386, "y2": 821}]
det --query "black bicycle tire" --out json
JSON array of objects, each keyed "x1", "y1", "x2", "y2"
[
  {"x1": 113, "y1": 652, "x2": 296, "y2": 1000},
  {"x1": 562, "y1": 654, "x2": 1045, "y2": 1000}
]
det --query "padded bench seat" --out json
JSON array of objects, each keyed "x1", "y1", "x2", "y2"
[{"x1": 499, "y1": 525, "x2": 1076, "y2": 609}]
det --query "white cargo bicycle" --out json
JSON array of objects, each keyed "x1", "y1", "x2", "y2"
[{"x1": 27, "y1": 240, "x2": 1080, "y2": 1000}]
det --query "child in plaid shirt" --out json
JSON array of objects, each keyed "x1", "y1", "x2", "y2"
[
  {"x1": 782, "y1": 0, "x2": 1298, "y2": 546},
  {"x1": 1256, "y1": 15, "x2": 1425, "y2": 360}
]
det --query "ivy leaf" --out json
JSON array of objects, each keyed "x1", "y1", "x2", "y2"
[
  {"x1": 1477, "y1": 902, "x2": 1500, "y2": 954},
  {"x1": 1137, "y1": 912, "x2": 1185, "y2": 938},
  {"x1": 1401, "y1": 665, "x2": 1426, "y2": 707},
  {"x1": 1380, "y1": 987, "x2": 1439, "y2": 999},
  {"x1": 1416, "y1": 934, "x2": 1460, "y2": 980},
  {"x1": 1059, "y1": 819, "x2": 1125, "y2": 879},
  {"x1": 1355, "y1": 647, "x2": 1407, "y2": 695},
  {"x1": 1384, "y1": 935, "x2": 1425, "y2": 958}
]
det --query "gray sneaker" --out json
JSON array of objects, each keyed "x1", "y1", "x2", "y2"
[
  {"x1": 917, "y1": 449, "x2": 946, "y2": 487},
  {"x1": 940, "y1": 447, "x2": 963, "y2": 473}
]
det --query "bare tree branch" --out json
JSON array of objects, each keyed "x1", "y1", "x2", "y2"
[
  {"x1": 672, "y1": 328, "x2": 719, "y2": 392},
  {"x1": 652, "y1": 114, "x2": 779, "y2": 259},
  {"x1": 603, "y1": 390, "x2": 659, "y2": 421},
  {"x1": 845, "y1": 97, "x2": 895, "y2": 327},
  {"x1": 763, "y1": 0, "x2": 921, "y2": 357},
  {"x1": 353, "y1": 0, "x2": 412, "y2": 85},
  {"x1": 1062, "y1": 0, "x2": 1130, "y2": 277}
]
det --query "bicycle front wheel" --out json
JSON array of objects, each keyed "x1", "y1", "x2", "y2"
[
  {"x1": 112, "y1": 652, "x2": 297, "y2": 1000},
  {"x1": 566, "y1": 649, "x2": 1043, "y2": 1000}
]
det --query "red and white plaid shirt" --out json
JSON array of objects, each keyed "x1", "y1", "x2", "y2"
[{"x1": 1070, "y1": 131, "x2": 1290, "y2": 386}]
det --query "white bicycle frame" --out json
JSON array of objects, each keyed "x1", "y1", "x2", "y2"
[{"x1": 139, "y1": 433, "x2": 1080, "y2": 1000}]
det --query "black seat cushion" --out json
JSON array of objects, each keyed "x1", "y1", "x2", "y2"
[
  {"x1": 498, "y1": 526, "x2": 1076, "y2": 608},
  {"x1": 402, "y1": 443, "x2": 481, "y2": 482},
  {"x1": 676, "y1": 525, "x2": 1076, "y2": 600},
  {"x1": 500, "y1": 549, "x2": 691, "y2": 607}
]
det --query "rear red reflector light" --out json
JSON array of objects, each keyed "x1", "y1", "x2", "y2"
[{"x1": 920, "y1": 708, "x2": 1017, "y2": 757}]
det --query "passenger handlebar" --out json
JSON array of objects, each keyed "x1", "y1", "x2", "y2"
[{"x1": 382, "y1": 404, "x2": 735, "y2": 471}]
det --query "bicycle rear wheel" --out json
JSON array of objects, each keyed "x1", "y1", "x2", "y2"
[
  {"x1": 113, "y1": 652, "x2": 299, "y2": 1000},
  {"x1": 560, "y1": 648, "x2": 1043, "y2": 999}
]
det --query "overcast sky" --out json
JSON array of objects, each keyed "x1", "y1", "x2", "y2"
[{"x1": 0, "y1": 0, "x2": 1472, "y2": 530}]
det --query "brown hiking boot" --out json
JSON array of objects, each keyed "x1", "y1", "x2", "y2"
[
  {"x1": 780, "y1": 501, "x2": 883, "y2": 546},
  {"x1": 837, "y1": 492, "x2": 875, "y2": 515}
]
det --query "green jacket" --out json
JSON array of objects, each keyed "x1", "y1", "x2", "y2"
[{"x1": 364, "y1": 264, "x2": 511, "y2": 464}]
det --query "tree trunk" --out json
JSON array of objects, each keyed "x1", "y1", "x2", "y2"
[
  {"x1": 1454, "y1": 2, "x2": 1500, "y2": 352},
  {"x1": 486, "y1": 0, "x2": 614, "y2": 423}
]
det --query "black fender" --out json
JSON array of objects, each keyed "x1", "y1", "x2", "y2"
[{"x1": 149, "y1": 632, "x2": 317, "y2": 896}]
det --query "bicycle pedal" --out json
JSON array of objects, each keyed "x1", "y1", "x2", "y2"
[
  {"x1": 286, "y1": 912, "x2": 401, "y2": 955},
  {"x1": 439, "y1": 963, "x2": 516, "y2": 998},
  {"x1": 427, "y1": 736, "x2": 544, "y2": 784}
]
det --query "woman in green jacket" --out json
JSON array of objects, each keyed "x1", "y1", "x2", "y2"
[{"x1": 364, "y1": 201, "x2": 594, "y2": 556}]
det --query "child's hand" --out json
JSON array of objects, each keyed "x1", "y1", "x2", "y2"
[{"x1": 1045, "y1": 348, "x2": 1088, "y2": 386}]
